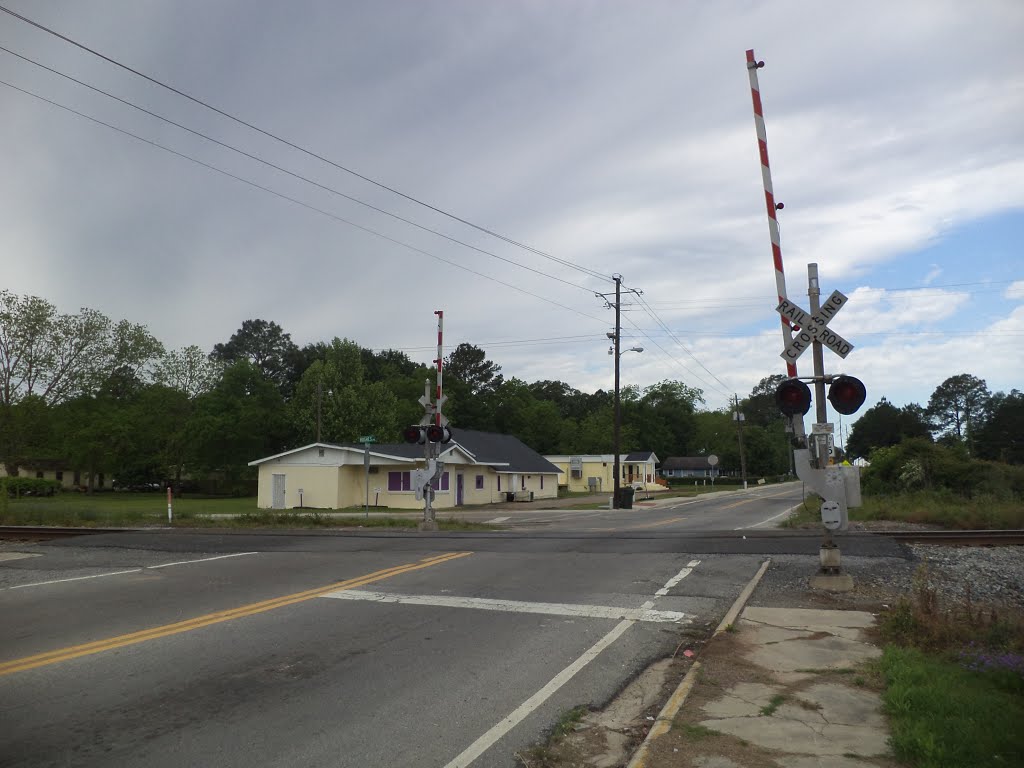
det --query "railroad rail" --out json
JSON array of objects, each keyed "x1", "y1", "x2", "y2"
[
  {"x1": 881, "y1": 529, "x2": 1024, "y2": 546},
  {"x1": 0, "y1": 525, "x2": 129, "y2": 542}
]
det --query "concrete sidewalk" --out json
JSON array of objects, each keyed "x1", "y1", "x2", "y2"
[{"x1": 634, "y1": 606, "x2": 894, "y2": 768}]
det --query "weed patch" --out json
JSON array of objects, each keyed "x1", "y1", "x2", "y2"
[{"x1": 759, "y1": 694, "x2": 785, "y2": 716}]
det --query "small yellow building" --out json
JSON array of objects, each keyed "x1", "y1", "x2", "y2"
[
  {"x1": 249, "y1": 428, "x2": 562, "y2": 510},
  {"x1": 544, "y1": 452, "x2": 660, "y2": 494}
]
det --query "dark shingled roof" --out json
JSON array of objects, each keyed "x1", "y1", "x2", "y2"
[
  {"x1": 660, "y1": 456, "x2": 717, "y2": 471},
  {"x1": 624, "y1": 451, "x2": 656, "y2": 462},
  {"x1": 337, "y1": 428, "x2": 561, "y2": 474}
]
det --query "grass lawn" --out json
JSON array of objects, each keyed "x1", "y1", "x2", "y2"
[
  {"x1": 873, "y1": 564, "x2": 1024, "y2": 767},
  {"x1": 781, "y1": 490, "x2": 1024, "y2": 530},
  {"x1": 880, "y1": 646, "x2": 1024, "y2": 767},
  {"x1": 0, "y1": 493, "x2": 496, "y2": 531}
]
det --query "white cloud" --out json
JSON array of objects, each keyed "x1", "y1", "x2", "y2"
[{"x1": 1, "y1": 0, "x2": 1022, "y2": 416}]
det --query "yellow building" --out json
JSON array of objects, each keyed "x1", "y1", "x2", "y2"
[
  {"x1": 544, "y1": 452, "x2": 660, "y2": 494},
  {"x1": 249, "y1": 428, "x2": 562, "y2": 510},
  {"x1": 0, "y1": 460, "x2": 112, "y2": 491}
]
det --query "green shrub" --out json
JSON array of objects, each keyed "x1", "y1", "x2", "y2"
[
  {"x1": 863, "y1": 439, "x2": 1024, "y2": 500},
  {"x1": 1, "y1": 477, "x2": 62, "y2": 498}
]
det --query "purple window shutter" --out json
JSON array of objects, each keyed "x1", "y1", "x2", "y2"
[
  {"x1": 402, "y1": 472, "x2": 411, "y2": 491},
  {"x1": 440, "y1": 472, "x2": 449, "y2": 491}
]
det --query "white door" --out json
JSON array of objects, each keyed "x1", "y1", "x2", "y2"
[{"x1": 272, "y1": 474, "x2": 286, "y2": 509}]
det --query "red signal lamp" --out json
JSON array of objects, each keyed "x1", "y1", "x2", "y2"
[
  {"x1": 402, "y1": 426, "x2": 426, "y2": 444},
  {"x1": 425, "y1": 424, "x2": 452, "y2": 444},
  {"x1": 775, "y1": 378, "x2": 812, "y2": 417},
  {"x1": 827, "y1": 375, "x2": 867, "y2": 416}
]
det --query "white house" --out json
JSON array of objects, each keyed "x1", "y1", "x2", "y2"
[{"x1": 248, "y1": 428, "x2": 562, "y2": 510}]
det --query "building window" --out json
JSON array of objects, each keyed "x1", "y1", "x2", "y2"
[
  {"x1": 98, "y1": 473, "x2": 105, "y2": 487},
  {"x1": 439, "y1": 472, "x2": 450, "y2": 491},
  {"x1": 387, "y1": 471, "x2": 412, "y2": 491},
  {"x1": 497, "y1": 476, "x2": 501, "y2": 491},
  {"x1": 540, "y1": 476, "x2": 544, "y2": 490},
  {"x1": 74, "y1": 471, "x2": 81, "y2": 485},
  {"x1": 56, "y1": 471, "x2": 63, "y2": 481},
  {"x1": 522, "y1": 476, "x2": 526, "y2": 490},
  {"x1": 36, "y1": 471, "x2": 43, "y2": 479},
  {"x1": 475, "y1": 475, "x2": 484, "y2": 490},
  {"x1": 318, "y1": 448, "x2": 325, "y2": 457}
]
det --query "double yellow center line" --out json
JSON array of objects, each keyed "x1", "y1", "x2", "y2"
[{"x1": 0, "y1": 551, "x2": 472, "y2": 677}]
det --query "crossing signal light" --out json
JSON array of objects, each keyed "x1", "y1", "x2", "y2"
[
  {"x1": 426, "y1": 424, "x2": 452, "y2": 444},
  {"x1": 402, "y1": 425, "x2": 426, "y2": 444},
  {"x1": 827, "y1": 375, "x2": 867, "y2": 415},
  {"x1": 775, "y1": 378, "x2": 812, "y2": 417},
  {"x1": 402, "y1": 425, "x2": 453, "y2": 444}
]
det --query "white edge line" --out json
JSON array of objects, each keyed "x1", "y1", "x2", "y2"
[
  {"x1": 322, "y1": 590, "x2": 689, "y2": 624},
  {"x1": 736, "y1": 505, "x2": 800, "y2": 530},
  {"x1": 443, "y1": 618, "x2": 635, "y2": 768},
  {"x1": 147, "y1": 552, "x2": 259, "y2": 569},
  {"x1": 7, "y1": 569, "x2": 143, "y2": 590}
]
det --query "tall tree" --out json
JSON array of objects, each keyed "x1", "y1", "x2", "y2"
[
  {"x1": 742, "y1": 374, "x2": 788, "y2": 428},
  {"x1": 974, "y1": 389, "x2": 1024, "y2": 464},
  {"x1": 846, "y1": 398, "x2": 932, "y2": 459},
  {"x1": 287, "y1": 339, "x2": 399, "y2": 445},
  {"x1": 210, "y1": 319, "x2": 299, "y2": 394},
  {"x1": 153, "y1": 345, "x2": 221, "y2": 399},
  {"x1": 0, "y1": 291, "x2": 121, "y2": 406},
  {"x1": 444, "y1": 343, "x2": 503, "y2": 396},
  {"x1": 186, "y1": 360, "x2": 290, "y2": 492},
  {"x1": 926, "y1": 373, "x2": 990, "y2": 452}
]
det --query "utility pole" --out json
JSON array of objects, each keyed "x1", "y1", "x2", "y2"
[
  {"x1": 612, "y1": 275, "x2": 622, "y2": 509},
  {"x1": 733, "y1": 394, "x2": 749, "y2": 490},
  {"x1": 316, "y1": 378, "x2": 322, "y2": 442},
  {"x1": 596, "y1": 276, "x2": 642, "y2": 510}
]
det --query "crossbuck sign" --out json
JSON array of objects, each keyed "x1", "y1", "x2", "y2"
[{"x1": 776, "y1": 290, "x2": 854, "y2": 363}]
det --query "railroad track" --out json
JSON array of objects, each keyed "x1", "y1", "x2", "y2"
[
  {"x1": 0, "y1": 525, "x2": 129, "y2": 541},
  {"x1": 882, "y1": 529, "x2": 1024, "y2": 546}
]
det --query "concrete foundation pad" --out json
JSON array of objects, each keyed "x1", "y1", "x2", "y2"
[
  {"x1": 793, "y1": 683, "x2": 886, "y2": 728},
  {"x1": 744, "y1": 633, "x2": 881, "y2": 674},
  {"x1": 742, "y1": 607, "x2": 876, "y2": 630},
  {"x1": 689, "y1": 605, "x2": 891, "y2": 764},
  {"x1": 693, "y1": 757, "x2": 747, "y2": 768},
  {"x1": 779, "y1": 756, "x2": 882, "y2": 768},
  {"x1": 809, "y1": 572, "x2": 855, "y2": 592},
  {"x1": 699, "y1": 716, "x2": 888, "y2": 757},
  {"x1": 701, "y1": 682, "x2": 782, "y2": 719}
]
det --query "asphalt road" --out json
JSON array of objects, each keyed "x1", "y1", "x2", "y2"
[{"x1": 0, "y1": 483, "x2": 905, "y2": 767}]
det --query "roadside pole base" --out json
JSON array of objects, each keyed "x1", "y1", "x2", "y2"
[
  {"x1": 418, "y1": 519, "x2": 439, "y2": 532},
  {"x1": 810, "y1": 572, "x2": 855, "y2": 592}
]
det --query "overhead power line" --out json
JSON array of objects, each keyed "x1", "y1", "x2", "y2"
[
  {"x1": 0, "y1": 4, "x2": 611, "y2": 284},
  {"x1": 0, "y1": 78, "x2": 610, "y2": 326},
  {"x1": 0, "y1": 43, "x2": 596, "y2": 295},
  {"x1": 624, "y1": 283, "x2": 734, "y2": 395}
]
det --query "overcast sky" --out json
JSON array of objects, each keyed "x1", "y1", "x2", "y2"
[{"x1": 1, "y1": 1, "x2": 1021, "y2": 427}]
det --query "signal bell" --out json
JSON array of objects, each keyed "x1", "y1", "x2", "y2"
[
  {"x1": 827, "y1": 375, "x2": 867, "y2": 416},
  {"x1": 775, "y1": 378, "x2": 812, "y2": 417}
]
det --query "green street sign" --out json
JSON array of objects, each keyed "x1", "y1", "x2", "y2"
[{"x1": 358, "y1": 435, "x2": 376, "y2": 444}]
